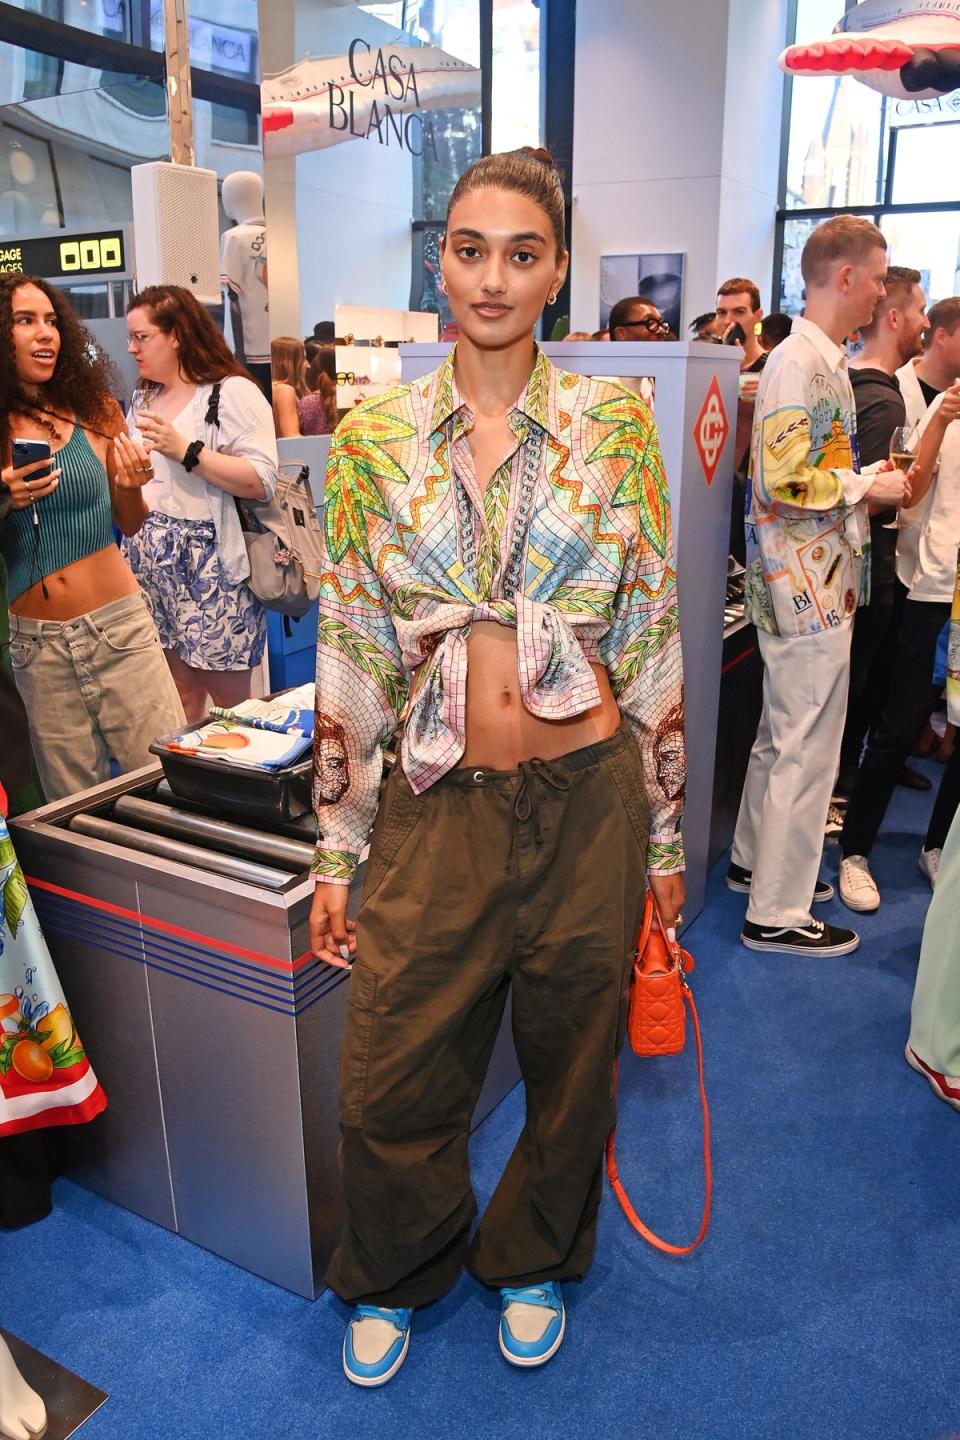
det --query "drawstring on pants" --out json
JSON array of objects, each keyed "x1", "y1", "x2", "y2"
[{"x1": 506, "y1": 758, "x2": 572, "y2": 871}]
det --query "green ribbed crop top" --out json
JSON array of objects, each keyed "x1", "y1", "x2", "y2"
[{"x1": 1, "y1": 425, "x2": 115, "y2": 603}]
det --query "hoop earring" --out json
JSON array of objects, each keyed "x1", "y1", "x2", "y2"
[
  {"x1": 548, "y1": 292, "x2": 558, "y2": 305},
  {"x1": 439, "y1": 279, "x2": 448, "y2": 295}
]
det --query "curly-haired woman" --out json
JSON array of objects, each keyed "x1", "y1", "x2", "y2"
[{"x1": 0, "y1": 275, "x2": 184, "y2": 802}]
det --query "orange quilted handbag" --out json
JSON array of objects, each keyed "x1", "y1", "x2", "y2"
[{"x1": 605, "y1": 892, "x2": 712, "y2": 1254}]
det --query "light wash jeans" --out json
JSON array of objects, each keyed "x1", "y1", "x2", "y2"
[{"x1": 8, "y1": 589, "x2": 185, "y2": 802}]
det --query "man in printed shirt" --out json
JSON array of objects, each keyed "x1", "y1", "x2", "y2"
[{"x1": 727, "y1": 216, "x2": 908, "y2": 957}]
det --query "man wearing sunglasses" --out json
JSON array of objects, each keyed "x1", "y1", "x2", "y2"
[{"x1": 608, "y1": 296, "x2": 672, "y2": 341}]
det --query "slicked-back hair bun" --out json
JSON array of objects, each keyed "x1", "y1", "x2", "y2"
[{"x1": 446, "y1": 148, "x2": 566, "y2": 256}]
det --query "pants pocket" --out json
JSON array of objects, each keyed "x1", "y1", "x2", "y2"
[
  {"x1": 361, "y1": 771, "x2": 424, "y2": 904},
  {"x1": 92, "y1": 602, "x2": 159, "y2": 655},
  {"x1": 8, "y1": 635, "x2": 41, "y2": 672},
  {"x1": 340, "y1": 962, "x2": 378, "y2": 1128},
  {"x1": 608, "y1": 749, "x2": 651, "y2": 855}
]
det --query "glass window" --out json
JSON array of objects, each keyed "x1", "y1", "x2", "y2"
[
  {"x1": 491, "y1": 0, "x2": 540, "y2": 153},
  {"x1": 191, "y1": 96, "x2": 263, "y2": 177},
  {"x1": 776, "y1": 0, "x2": 960, "y2": 318},
  {"x1": 209, "y1": 101, "x2": 259, "y2": 148},
  {"x1": 777, "y1": 215, "x2": 820, "y2": 314},
  {"x1": 22, "y1": 51, "x2": 65, "y2": 103},
  {"x1": 783, "y1": 0, "x2": 887, "y2": 209},
  {"x1": 881, "y1": 212, "x2": 960, "y2": 306},
  {"x1": 0, "y1": 123, "x2": 62, "y2": 234},
  {"x1": 404, "y1": 2, "x2": 483, "y2": 226},
  {"x1": 891, "y1": 124, "x2": 960, "y2": 206},
  {"x1": 5, "y1": 0, "x2": 136, "y2": 43},
  {"x1": 785, "y1": 76, "x2": 885, "y2": 210},
  {"x1": 149, "y1": 0, "x2": 259, "y2": 79},
  {"x1": 98, "y1": 73, "x2": 166, "y2": 118}
]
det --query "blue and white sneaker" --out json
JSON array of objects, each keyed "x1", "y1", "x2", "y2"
[
  {"x1": 342, "y1": 1305, "x2": 412, "y2": 1387},
  {"x1": 499, "y1": 1282, "x2": 565, "y2": 1367}
]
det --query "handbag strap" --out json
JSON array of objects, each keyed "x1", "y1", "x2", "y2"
[{"x1": 605, "y1": 983, "x2": 712, "y2": 1255}]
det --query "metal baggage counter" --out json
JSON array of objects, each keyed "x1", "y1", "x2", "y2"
[{"x1": 10, "y1": 768, "x2": 519, "y2": 1298}]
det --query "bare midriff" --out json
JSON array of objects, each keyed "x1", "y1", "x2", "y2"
[
  {"x1": 9, "y1": 420, "x2": 140, "y2": 622},
  {"x1": 456, "y1": 619, "x2": 621, "y2": 768},
  {"x1": 10, "y1": 545, "x2": 140, "y2": 621}
]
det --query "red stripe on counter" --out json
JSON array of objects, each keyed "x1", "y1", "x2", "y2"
[{"x1": 26, "y1": 876, "x2": 314, "y2": 973}]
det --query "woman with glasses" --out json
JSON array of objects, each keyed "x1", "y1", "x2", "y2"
[
  {"x1": 310, "y1": 148, "x2": 685, "y2": 1386},
  {"x1": 122, "y1": 285, "x2": 278, "y2": 723},
  {"x1": 0, "y1": 274, "x2": 184, "y2": 801}
]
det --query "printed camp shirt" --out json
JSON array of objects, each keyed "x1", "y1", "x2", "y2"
[
  {"x1": 744, "y1": 315, "x2": 876, "y2": 638},
  {"x1": 312, "y1": 344, "x2": 685, "y2": 885}
]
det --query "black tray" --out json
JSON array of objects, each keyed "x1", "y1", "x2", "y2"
[{"x1": 149, "y1": 724, "x2": 313, "y2": 825}]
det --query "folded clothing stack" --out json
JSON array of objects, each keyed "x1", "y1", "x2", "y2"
[{"x1": 160, "y1": 684, "x2": 315, "y2": 772}]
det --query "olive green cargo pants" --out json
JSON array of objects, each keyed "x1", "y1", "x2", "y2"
[{"x1": 325, "y1": 722, "x2": 650, "y2": 1308}]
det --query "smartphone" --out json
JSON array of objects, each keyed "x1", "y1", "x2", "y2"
[
  {"x1": 724, "y1": 322, "x2": 746, "y2": 347},
  {"x1": 12, "y1": 438, "x2": 52, "y2": 482}
]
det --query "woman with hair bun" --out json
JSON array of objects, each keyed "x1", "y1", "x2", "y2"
[
  {"x1": 310, "y1": 147, "x2": 686, "y2": 1384},
  {"x1": 122, "y1": 284, "x2": 278, "y2": 722},
  {"x1": 0, "y1": 274, "x2": 184, "y2": 800}
]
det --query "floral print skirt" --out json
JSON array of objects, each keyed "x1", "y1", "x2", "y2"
[{"x1": 124, "y1": 512, "x2": 267, "y2": 671}]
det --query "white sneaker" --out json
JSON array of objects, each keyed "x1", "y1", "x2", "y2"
[
  {"x1": 918, "y1": 847, "x2": 941, "y2": 889},
  {"x1": 839, "y1": 855, "x2": 880, "y2": 912}
]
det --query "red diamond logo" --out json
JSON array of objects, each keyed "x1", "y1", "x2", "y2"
[{"x1": 693, "y1": 375, "x2": 729, "y2": 486}]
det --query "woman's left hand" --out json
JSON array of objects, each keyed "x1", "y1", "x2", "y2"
[
  {"x1": 648, "y1": 871, "x2": 685, "y2": 933},
  {"x1": 136, "y1": 409, "x2": 190, "y2": 462}
]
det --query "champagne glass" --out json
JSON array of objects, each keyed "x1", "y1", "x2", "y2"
[
  {"x1": 889, "y1": 424, "x2": 918, "y2": 474},
  {"x1": 885, "y1": 424, "x2": 918, "y2": 527}
]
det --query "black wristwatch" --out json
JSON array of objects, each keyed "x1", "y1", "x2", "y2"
[{"x1": 182, "y1": 440, "x2": 205, "y2": 472}]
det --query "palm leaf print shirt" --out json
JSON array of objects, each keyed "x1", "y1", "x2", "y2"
[
  {"x1": 744, "y1": 315, "x2": 877, "y2": 638},
  {"x1": 312, "y1": 344, "x2": 685, "y2": 884}
]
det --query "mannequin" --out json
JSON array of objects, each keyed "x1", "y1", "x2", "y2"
[
  {"x1": 220, "y1": 170, "x2": 271, "y2": 400},
  {"x1": 0, "y1": 1337, "x2": 46, "y2": 1440}
]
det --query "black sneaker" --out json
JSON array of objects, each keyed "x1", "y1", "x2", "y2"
[
  {"x1": 726, "y1": 862, "x2": 834, "y2": 904},
  {"x1": 741, "y1": 918, "x2": 859, "y2": 956}
]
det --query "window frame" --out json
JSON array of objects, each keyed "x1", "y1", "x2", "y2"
[{"x1": 773, "y1": 0, "x2": 960, "y2": 310}]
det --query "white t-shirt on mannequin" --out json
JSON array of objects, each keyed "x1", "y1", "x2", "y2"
[{"x1": 220, "y1": 219, "x2": 269, "y2": 366}]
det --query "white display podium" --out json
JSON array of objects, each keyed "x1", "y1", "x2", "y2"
[{"x1": 399, "y1": 341, "x2": 742, "y2": 924}]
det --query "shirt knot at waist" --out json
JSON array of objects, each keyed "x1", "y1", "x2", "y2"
[{"x1": 396, "y1": 598, "x2": 605, "y2": 794}]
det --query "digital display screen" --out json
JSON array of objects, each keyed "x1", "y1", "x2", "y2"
[{"x1": 0, "y1": 230, "x2": 127, "y2": 279}]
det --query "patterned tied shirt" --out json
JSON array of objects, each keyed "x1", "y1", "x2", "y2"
[{"x1": 312, "y1": 344, "x2": 685, "y2": 884}]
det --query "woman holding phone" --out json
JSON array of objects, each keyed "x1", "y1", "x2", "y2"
[
  {"x1": 310, "y1": 148, "x2": 685, "y2": 1385},
  {"x1": 0, "y1": 274, "x2": 184, "y2": 802}
]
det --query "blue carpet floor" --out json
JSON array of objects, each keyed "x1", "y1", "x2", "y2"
[{"x1": 4, "y1": 764, "x2": 959, "y2": 1440}]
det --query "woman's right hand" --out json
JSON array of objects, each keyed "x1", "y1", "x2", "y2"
[
  {"x1": 113, "y1": 431, "x2": 156, "y2": 489},
  {"x1": 309, "y1": 880, "x2": 357, "y2": 968},
  {"x1": 1, "y1": 456, "x2": 61, "y2": 509}
]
